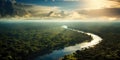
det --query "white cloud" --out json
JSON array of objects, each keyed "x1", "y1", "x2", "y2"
[{"x1": 14, "y1": 2, "x2": 120, "y2": 21}]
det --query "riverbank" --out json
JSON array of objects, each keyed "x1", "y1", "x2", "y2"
[
  {"x1": 34, "y1": 26, "x2": 102, "y2": 60},
  {"x1": 62, "y1": 22, "x2": 120, "y2": 60},
  {"x1": 0, "y1": 21, "x2": 92, "y2": 60}
]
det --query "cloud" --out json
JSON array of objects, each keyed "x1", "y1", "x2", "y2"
[
  {"x1": 109, "y1": 0, "x2": 120, "y2": 2},
  {"x1": 75, "y1": 8, "x2": 120, "y2": 20},
  {"x1": 73, "y1": 0, "x2": 120, "y2": 20},
  {"x1": 81, "y1": 0, "x2": 120, "y2": 9},
  {"x1": 25, "y1": 5, "x2": 86, "y2": 20},
  {"x1": 20, "y1": 5, "x2": 119, "y2": 21},
  {"x1": 27, "y1": 5, "x2": 60, "y2": 16},
  {"x1": 107, "y1": 0, "x2": 120, "y2": 8},
  {"x1": 9, "y1": 0, "x2": 120, "y2": 21},
  {"x1": 78, "y1": 8, "x2": 120, "y2": 17}
]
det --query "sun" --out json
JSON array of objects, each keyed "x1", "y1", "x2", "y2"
[{"x1": 84, "y1": 0, "x2": 108, "y2": 9}]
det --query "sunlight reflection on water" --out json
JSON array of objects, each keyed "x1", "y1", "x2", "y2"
[{"x1": 35, "y1": 25, "x2": 102, "y2": 60}]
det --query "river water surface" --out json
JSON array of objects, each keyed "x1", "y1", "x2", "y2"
[{"x1": 35, "y1": 25, "x2": 103, "y2": 60}]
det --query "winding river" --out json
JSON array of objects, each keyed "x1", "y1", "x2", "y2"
[{"x1": 35, "y1": 25, "x2": 103, "y2": 60}]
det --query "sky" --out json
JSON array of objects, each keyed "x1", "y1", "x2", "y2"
[
  {"x1": 16, "y1": 0, "x2": 84, "y2": 10},
  {"x1": 15, "y1": 0, "x2": 120, "y2": 21}
]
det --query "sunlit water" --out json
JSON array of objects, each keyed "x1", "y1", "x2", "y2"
[{"x1": 35, "y1": 25, "x2": 103, "y2": 60}]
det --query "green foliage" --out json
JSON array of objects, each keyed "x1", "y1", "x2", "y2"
[
  {"x1": 0, "y1": 22, "x2": 92, "y2": 60},
  {"x1": 62, "y1": 22, "x2": 120, "y2": 60}
]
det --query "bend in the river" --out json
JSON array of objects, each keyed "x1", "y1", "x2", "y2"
[{"x1": 35, "y1": 25, "x2": 103, "y2": 60}]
